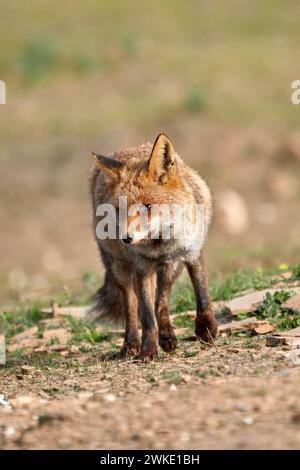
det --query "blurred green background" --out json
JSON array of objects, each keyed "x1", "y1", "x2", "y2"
[{"x1": 0, "y1": 0, "x2": 300, "y2": 301}]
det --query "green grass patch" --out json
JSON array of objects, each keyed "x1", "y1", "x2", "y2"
[
  {"x1": 171, "y1": 267, "x2": 279, "y2": 313},
  {"x1": 292, "y1": 264, "x2": 300, "y2": 280},
  {"x1": 238, "y1": 290, "x2": 300, "y2": 330},
  {"x1": 173, "y1": 312, "x2": 194, "y2": 329},
  {"x1": 161, "y1": 370, "x2": 183, "y2": 385},
  {"x1": 5, "y1": 350, "x2": 61, "y2": 370},
  {"x1": 210, "y1": 269, "x2": 275, "y2": 301},
  {"x1": 171, "y1": 282, "x2": 195, "y2": 313},
  {"x1": 0, "y1": 302, "x2": 44, "y2": 339},
  {"x1": 67, "y1": 316, "x2": 114, "y2": 344}
]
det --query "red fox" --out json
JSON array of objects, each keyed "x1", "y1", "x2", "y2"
[{"x1": 89, "y1": 134, "x2": 217, "y2": 360}]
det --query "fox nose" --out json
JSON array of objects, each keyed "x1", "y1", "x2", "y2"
[{"x1": 121, "y1": 233, "x2": 133, "y2": 244}]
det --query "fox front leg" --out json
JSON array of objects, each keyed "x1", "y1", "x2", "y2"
[
  {"x1": 121, "y1": 283, "x2": 140, "y2": 357},
  {"x1": 135, "y1": 272, "x2": 158, "y2": 361},
  {"x1": 155, "y1": 262, "x2": 183, "y2": 352},
  {"x1": 186, "y1": 253, "x2": 218, "y2": 344}
]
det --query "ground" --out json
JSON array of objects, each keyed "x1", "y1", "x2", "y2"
[{"x1": 1, "y1": 267, "x2": 300, "y2": 449}]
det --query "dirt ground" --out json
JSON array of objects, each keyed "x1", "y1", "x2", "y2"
[{"x1": 1, "y1": 328, "x2": 300, "y2": 450}]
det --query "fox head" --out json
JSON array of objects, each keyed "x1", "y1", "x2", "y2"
[{"x1": 92, "y1": 134, "x2": 198, "y2": 247}]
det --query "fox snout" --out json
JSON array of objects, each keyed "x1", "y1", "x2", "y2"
[
  {"x1": 121, "y1": 233, "x2": 133, "y2": 244},
  {"x1": 121, "y1": 230, "x2": 148, "y2": 245},
  {"x1": 120, "y1": 210, "x2": 150, "y2": 246}
]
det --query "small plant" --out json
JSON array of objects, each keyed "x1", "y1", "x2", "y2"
[
  {"x1": 0, "y1": 303, "x2": 43, "y2": 339},
  {"x1": 292, "y1": 264, "x2": 300, "y2": 280},
  {"x1": 210, "y1": 269, "x2": 274, "y2": 302},
  {"x1": 183, "y1": 349, "x2": 199, "y2": 358},
  {"x1": 67, "y1": 316, "x2": 113, "y2": 344},
  {"x1": 238, "y1": 290, "x2": 300, "y2": 331},
  {"x1": 161, "y1": 370, "x2": 183, "y2": 385},
  {"x1": 171, "y1": 282, "x2": 195, "y2": 313},
  {"x1": 173, "y1": 312, "x2": 194, "y2": 329},
  {"x1": 255, "y1": 290, "x2": 293, "y2": 319},
  {"x1": 172, "y1": 268, "x2": 278, "y2": 314}
]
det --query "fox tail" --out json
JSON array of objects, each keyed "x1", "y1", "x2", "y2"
[
  {"x1": 88, "y1": 268, "x2": 125, "y2": 326},
  {"x1": 88, "y1": 246, "x2": 126, "y2": 326}
]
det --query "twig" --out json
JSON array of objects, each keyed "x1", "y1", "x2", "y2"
[{"x1": 206, "y1": 327, "x2": 218, "y2": 351}]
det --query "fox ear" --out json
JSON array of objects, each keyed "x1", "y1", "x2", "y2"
[
  {"x1": 92, "y1": 153, "x2": 124, "y2": 180},
  {"x1": 148, "y1": 134, "x2": 175, "y2": 182}
]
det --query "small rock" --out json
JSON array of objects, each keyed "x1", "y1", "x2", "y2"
[
  {"x1": 219, "y1": 317, "x2": 271, "y2": 334},
  {"x1": 213, "y1": 405, "x2": 226, "y2": 414},
  {"x1": 218, "y1": 288, "x2": 300, "y2": 316},
  {"x1": 180, "y1": 432, "x2": 190, "y2": 443},
  {"x1": 12, "y1": 395, "x2": 34, "y2": 408},
  {"x1": 181, "y1": 374, "x2": 192, "y2": 384},
  {"x1": 43, "y1": 328, "x2": 71, "y2": 344},
  {"x1": 10, "y1": 326, "x2": 38, "y2": 344},
  {"x1": 234, "y1": 403, "x2": 248, "y2": 412},
  {"x1": 291, "y1": 413, "x2": 300, "y2": 424},
  {"x1": 283, "y1": 294, "x2": 300, "y2": 313},
  {"x1": 104, "y1": 393, "x2": 116, "y2": 402},
  {"x1": 278, "y1": 368, "x2": 290, "y2": 377},
  {"x1": 20, "y1": 365, "x2": 36, "y2": 375},
  {"x1": 59, "y1": 350, "x2": 70, "y2": 357},
  {"x1": 39, "y1": 391, "x2": 51, "y2": 400},
  {"x1": 4, "y1": 426, "x2": 16, "y2": 439},
  {"x1": 0, "y1": 394, "x2": 11, "y2": 408},
  {"x1": 242, "y1": 416, "x2": 254, "y2": 425},
  {"x1": 252, "y1": 323, "x2": 274, "y2": 335},
  {"x1": 41, "y1": 303, "x2": 91, "y2": 320},
  {"x1": 266, "y1": 328, "x2": 300, "y2": 349},
  {"x1": 291, "y1": 356, "x2": 300, "y2": 366}
]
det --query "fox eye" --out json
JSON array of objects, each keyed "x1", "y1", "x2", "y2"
[{"x1": 144, "y1": 204, "x2": 151, "y2": 211}]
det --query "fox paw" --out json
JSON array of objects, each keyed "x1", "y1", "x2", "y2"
[
  {"x1": 159, "y1": 332, "x2": 178, "y2": 352},
  {"x1": 136, "y1": 347, "x2": 158, "y2": 363},
  {"x1": 195, "y1": 316, "x2": 218, "y2": 344},
  {"x1": 121, "y1": 340, "x2": 140, "y2": 357}
]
